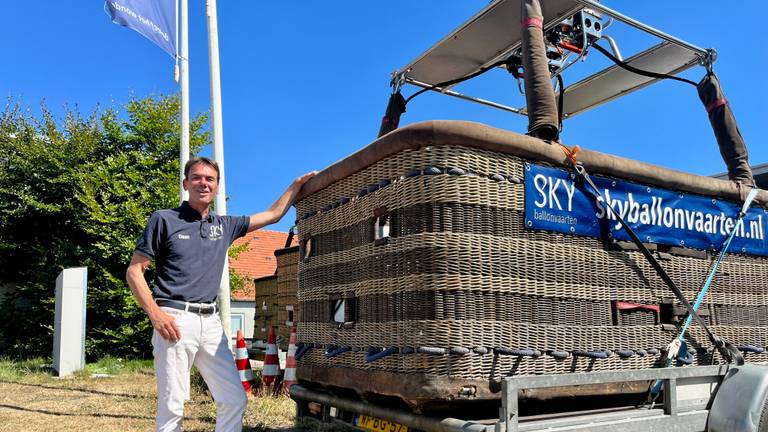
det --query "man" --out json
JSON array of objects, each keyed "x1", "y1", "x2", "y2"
[{"x1": 126, "y1": 156, "x2": 316, "y2": 431}]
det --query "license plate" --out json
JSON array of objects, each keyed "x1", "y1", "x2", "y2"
[{"x1": 354, "y1": 414, "x2": 409, "y2": 432}]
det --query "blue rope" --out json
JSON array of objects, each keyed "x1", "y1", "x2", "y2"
[
  {"x1": 572, "y1": 350, "x2": 611, "y2": 359},
  {"x1": 615, "y1": 349, "x2": 635, "y2": 358},
  {"x1": 737, "y1": 345, "x2": 765, "y2": 353},
  {"x1": 473, "y1": 347, "x2": 489, "y2": 355},
  {"x1": 674, "y1": 188, "x2": 760, "y2": 346},
  {"x1": 450, "y1": 347, "x2": 470, "y2": 355},
  {"x1": 549, "y1": 350, "x2": 570, "y2": 359},
  {"x1": 365, "y1": 346, "x2": 399, "y2": 362},
  {"x1": 325, "y1": 346, "x2": 351, "y2": 358},
  {"x1": 295, "y1": 345, "x2": 312, "y2": 361},
  {"x1": 417, "y1": 346, "x2": 447, "y2": 355},
  {"x1": 494, "y1": 348, "x2": 541, "y2": 357},
  {"x1": 677, "y1": 351, "x2": 695, "y2": 365}
]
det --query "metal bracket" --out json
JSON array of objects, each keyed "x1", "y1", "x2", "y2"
[{"x1": 390, "y1": 71, "x2": 407, "y2": 94}]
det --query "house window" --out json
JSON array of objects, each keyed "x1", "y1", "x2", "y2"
[{"x1": 230, "y1": 313, "x2": 244, "y2": 338}]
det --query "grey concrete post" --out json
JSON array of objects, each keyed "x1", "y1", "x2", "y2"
[{"x1": 53, "y1": 267, "x2": 88, "y2": 377}]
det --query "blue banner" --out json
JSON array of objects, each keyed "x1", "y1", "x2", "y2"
[
  {"x1": 105, "y1": 0, "x2": 176, "y2": 58},
  {"x1": 524, "y1": 163, "x2": 768, "y2": 256}
]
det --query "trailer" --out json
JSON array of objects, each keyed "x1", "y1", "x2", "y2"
[
  {"x1": 292, "y1": 364, "x2": 768, "y2": 432},
  {"x1": 289, "y1": 0, "x2": 768, "y2": 430}
]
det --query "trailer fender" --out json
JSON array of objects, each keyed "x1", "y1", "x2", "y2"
[{"x1": 708, "y1": 365, "x2": 768, "y2": 432}]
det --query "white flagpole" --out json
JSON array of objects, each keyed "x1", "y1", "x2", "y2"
[
  {"x1": 206, "y1": 0, "x2": 232, "y2": 344},
  {"x1": 179, "y1": 0, "x2": 190, "y2": 202}
]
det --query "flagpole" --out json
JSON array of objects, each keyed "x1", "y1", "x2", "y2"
[
  {"x1": 206, "y1": 0, "x2": 232, "y2": 344},
  {"x1": 179, "y1": 0, "x2": 190, "y2": 202}
]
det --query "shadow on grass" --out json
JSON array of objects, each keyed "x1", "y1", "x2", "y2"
[
  {"x1": 0, "y1": 403, "x2": 153, "y2": 420},
  {"x1": 0, "y1": 379, "x2": 213, "y2": 407},
  {"x1": 0, "y1": 403, "x2": 217, "y2": 425},
  {"x1": 0, "y1": 379, "x2": 153, "y2": 399}
]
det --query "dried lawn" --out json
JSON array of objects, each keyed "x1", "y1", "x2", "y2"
[{"x1": 0, "y1": 358, "x2": 301, "y2": 432}]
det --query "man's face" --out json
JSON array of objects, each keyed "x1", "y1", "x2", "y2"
[{"x1": 183, "y1": 163, "x2": 219, "y2": 207}]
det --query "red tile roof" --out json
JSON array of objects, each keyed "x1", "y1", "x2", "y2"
[{"x1": 229, "y1": 229, "x2": 296, "y2": 301}]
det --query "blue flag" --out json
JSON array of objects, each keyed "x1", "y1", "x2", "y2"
[{"x1": 105, "y1": 0, "x2": 177, "y2": 58}]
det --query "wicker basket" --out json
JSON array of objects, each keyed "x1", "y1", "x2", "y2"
[
  {"x1": 276, "y1": 246, "x2": 300, "y2": 350},
  {"x1": 292, "y1": 121, "x2": 768, "y2": 407},
  {"x1": 253, "y1": 275, "x2": 278, "y2": 342}
]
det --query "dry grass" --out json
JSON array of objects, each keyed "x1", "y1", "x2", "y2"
[{"x1": 0, "y1": 358, "x2": 302, "y2": 432}]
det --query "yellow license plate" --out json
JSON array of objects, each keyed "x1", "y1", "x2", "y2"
[{"x1": 355, "y1": 414, "x2": 409, "y2": 432}]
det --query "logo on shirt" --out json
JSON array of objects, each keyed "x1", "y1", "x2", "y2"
[
  {"x1": 178, "y1": 234, "x2": 190, "y2": 240},
  {"x1": 207, "y1": 224, "x2": 224, "y2": 241}
]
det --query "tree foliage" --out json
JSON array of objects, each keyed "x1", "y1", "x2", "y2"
[{"x1": 0, "y1": 95, "x2": 209, "y2": 359}]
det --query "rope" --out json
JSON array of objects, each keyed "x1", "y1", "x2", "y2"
[
  {"x1": 677, "y1": 351, "x2": 695, "y2": 365},
  {"x1": 558, "y1": 143, "x2": 581, "y2": 166},
  {"x1": 549, "y1": 350, "x2": 570, "y2": 359},
  {"x1": 574, "y1": 163, "x2": 743, "y2": 367},
  {"x1": 325, "y1": 346, "x2": 351, "y2": 358},
  {"x1": 450, "y1": 347, "x2": 470, "y2": 355},
  {"x1": 737, "y1": 345, "x2": 765, "y2": 354},
  {"x1": 295, "y1": 344, "x2": 312, "y2": 361},
  {"x1": 365, "y1": 346, "x2": 399, "y2": 362},
  {"x1": 615, "y1": 349, "x2": 635, "y2": 358},
  {"x1": 494, "y1": 348, "x2": 541, "y2": 357},
  {"x1": 417, "y1": 346, "x2": 447, "y2": 355},
  {"x1": 572, "y1": 350, "x2": 611, "y2": 359}
]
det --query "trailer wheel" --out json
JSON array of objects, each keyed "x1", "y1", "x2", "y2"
[{"x1": 759, "y1": 394, "x2": 768, "y2": 432}]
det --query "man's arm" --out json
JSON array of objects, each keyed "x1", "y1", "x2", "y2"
[
  {"x1": 126, "y1": 252, "x2": 181, "y2": 342},
  {"x1": 248, "y1": 171, "x2": 317, "y2": 232}
]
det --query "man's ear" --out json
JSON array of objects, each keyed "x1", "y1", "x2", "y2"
[{"x1": 182, "y1": 178, "x2": 189, "y2": 191}]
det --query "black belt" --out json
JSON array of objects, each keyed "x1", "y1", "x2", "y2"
[{"x1": 157, "y1": 299, "x2": 217, "y2": 315}]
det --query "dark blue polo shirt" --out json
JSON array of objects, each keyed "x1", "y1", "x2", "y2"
[{"x1": 134, "y1": 201, "x2": 251, "y2": 303}]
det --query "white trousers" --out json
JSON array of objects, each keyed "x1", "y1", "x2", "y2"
[{"x1": 152, "y1": 306, "x2": 247, "y2": 432}]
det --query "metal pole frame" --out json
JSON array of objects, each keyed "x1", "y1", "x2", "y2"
[
  {"x1": 404, "y1": 77, "x2": 525, "y2": 116},
  {"x1": 179, "y1": 0, "x2": 190, "y2": 203},
  {"x1": 205, "y1": 0, "x2": 233, "y2": 344},
  {"x1": 399, "y1": 1, "x2": 714, "y2": 117}
]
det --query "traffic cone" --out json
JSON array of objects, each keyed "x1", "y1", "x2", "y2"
[
  {"x1": 262, "y1": 326, "x2": 280, "y2": 390},
  {"x1": 282, "y1": 327, "x2": 298, "y2": 392},
  {"x1": 234, "y1": 329, "x2": 254, "y2": 394}
]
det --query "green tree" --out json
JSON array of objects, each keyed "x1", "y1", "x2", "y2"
[{"x1": 0, "y1": 95, "x2": 209, "y2": 359}]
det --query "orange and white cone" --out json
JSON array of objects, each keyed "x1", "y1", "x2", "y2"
[
  {"x1": 262, "y1": 326, "x2": 280, "y2": 389},
  {"x1": 282, "y1": 327, "x2": 298, "y2": 392},
  {"x1": 234, "y1": 329, "x2": 254, "y2": 394}
]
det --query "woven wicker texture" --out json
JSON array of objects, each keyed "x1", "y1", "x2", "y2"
[
  {"x1": 293, "y1": 143, "x2": 768, "y2": 401},
  {"x1": 276, "y1": 247, "x2": 299, "y2": 350},
  {"x1": 253, "y1": 276, "x2": 278, "y2": 340}
]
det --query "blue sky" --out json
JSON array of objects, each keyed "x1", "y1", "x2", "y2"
[{"x1": 4, "y1": 1, "x2": 767, "y2": 232}]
